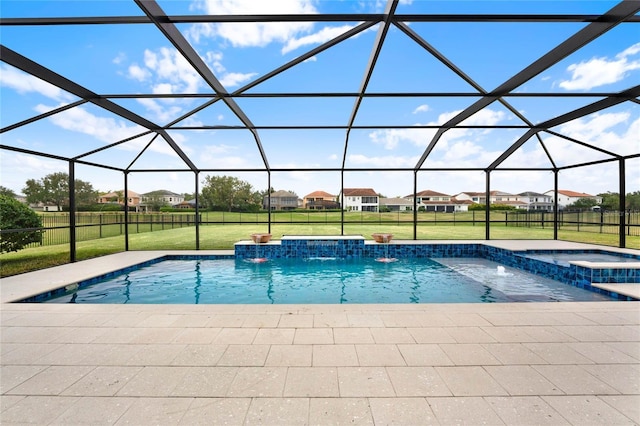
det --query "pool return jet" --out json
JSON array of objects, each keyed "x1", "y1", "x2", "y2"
[{"x1": 372, "y1": 233, "x2": 398, "y2": 263}]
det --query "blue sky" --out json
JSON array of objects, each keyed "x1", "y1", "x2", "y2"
[{"x1": 1, "y1": 0, "x2": 639, "y2": 199}]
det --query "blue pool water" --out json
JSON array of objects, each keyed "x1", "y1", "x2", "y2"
[
  {"x1": 522, "y1": 252, "x2": 639, "y2": 267},
  {"x1": 43, "y1": 257, "x2": 612, "y2": 304}
]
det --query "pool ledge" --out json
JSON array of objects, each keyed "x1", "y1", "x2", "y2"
[{"x1": 591, "y1": 283, "x2": 640, "y2": 299}]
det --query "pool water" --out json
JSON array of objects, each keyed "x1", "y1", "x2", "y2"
[
  {"x1": 44, "y1": 257, "x2": 611, "y2": 304},
  {"x1": 522, "y1": 252, "x2": 639, "y2": 267}
]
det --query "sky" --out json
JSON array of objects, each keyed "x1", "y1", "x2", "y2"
[{"x1": 1, "y1": 0, "x2": 639, "y2": 200}]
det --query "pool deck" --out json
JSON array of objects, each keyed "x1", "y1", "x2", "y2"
[{"x1": 1, "y1": 240, "x2": 639, "y2": 424}]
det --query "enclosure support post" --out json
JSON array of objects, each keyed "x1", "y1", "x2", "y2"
[
  {"x1": 619, "y1": 158, "x2": 626, "y2": 248},
  {"x1": 413, "y1": 171, "x2": 418, "y2": 240},
  {"x1": 553, "y1": 169, "x2": 559, "y2": 240},
  {"x1": 267, "y1": 172, "x2": 272, "y2": 234},
  {"x1": 195, "y1": 171, "x2": 200, "y2": 250},
  {"x1": 340, "y1": 171, "x2": 344, "y2": 236},
  {"x1": 124, "y1": 172, "x2": 129, "y2": 251},
  {"x1": 69, "y1": 160, "x2": 76, "y2": 263},
  {"x1": 485, "y1": 170, "x2": 490, "y2": 240}
]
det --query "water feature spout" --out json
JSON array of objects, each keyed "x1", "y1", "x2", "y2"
[
  {"x1": 373, "y1": 233, "x2": 398, "y2": 263},
  {"x1": 246, "y1": 233, "x2": 271, "y2": 263}
]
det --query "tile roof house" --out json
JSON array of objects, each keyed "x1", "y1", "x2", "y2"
[
  {"x1": 544, "y1": 190, "x2": 603, "y2": 209},
  {"x1": 303, "y1": 191, "x2": 339, "y2": 210},
  {"x1": 405, "y1": 190, "x2": 471, "y2": 212},
  {"x1": 379, "y1": 197, "x2": 413, "y2": 212},
  {"x1": 263, "y1": 190, "x2": 299, "y2": 211},
  {"x1": 339, "y1": 188, "x2": 379, "y2": 212},
  {"x1": 517, "y1": 191, "x2": 554, "y2": 211},
  {"x1": 97, "y1": 190, "x2": 141, "y2": 206},
  {"x1": 454, "y1": 191, "x2": 525, "y2": 208}
]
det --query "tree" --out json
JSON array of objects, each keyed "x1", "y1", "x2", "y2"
[
  {"x1": 0, "y1": 195, "x2": 43, "y2": 253},
  {"x1": 22, "y1": 172, "x2": 97, "y2": 210},
  {"x1": 598, "y1": 192, "x2": 619, "y2": 210},
  {"x1": 0, "y1": 186, "x2": 17, "y2": 198},
  {"x1": 627, "y1": 191, "x2": 640, "y2": 211},
  {"x1": 201, "y1": 175, "x2": 261, "y2": 212},
  {"x1": 566, "y1": 197, "x2": 598, "y2": 210}
]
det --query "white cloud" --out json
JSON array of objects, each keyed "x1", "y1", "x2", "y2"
[
  {"x1": 0, "y1": 64, "x2": 73, "y2": 102},
  {"x1": 32, "y1": 103, "x2": 182, "y2": 157},
  {"x1": 282, "y1": 24, "x2": 356, "y2": 54},
  {"x1": 557, "y1": 111, "x2": 638, "y2": 157},
  {"x1": 112, "y1": 52, "x2": 127, "y2": 65},
  {"x1": 144, "y1": 48, "x2": 202, "y2": 94},
  {"x1": 412, "y1": 104, "x2": 430, "y2": 114},
  {"x1": 189, "y1": 0, "x2": 317, "y2": 47},
  {"x1": 152, "y1": 83, "x2": 174, "y2": 95},
  {"x1": 369, "y1": 107, "x2": 506, "y2": 151},
  {"x1": 219, "y1": 71, "x2": 258, "y2": 87},
  {"x1": 559, "y1": 42, "x2": 640, "y2": 90},
  {"x1": 348, "y1": 153, "x2": 417, "y2": 167},
  {"x1": 137, "y1": 98, "x2": 183, "y2": 122},
  {"x1": 127, "y1": 64, "x2": 151, "y2": 82}
]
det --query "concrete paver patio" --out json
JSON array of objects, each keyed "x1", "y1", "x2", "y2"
[
  {"x1": 2, "y1": 302, "x2": 638, "y2": 425},
  {"x1": 1, "y1": 243, "x2": 639, "y2": 424}
]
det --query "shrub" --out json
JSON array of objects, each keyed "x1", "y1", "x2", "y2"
[{"x1": 0, "y1": 195, "x2": 43, "y2": 253}]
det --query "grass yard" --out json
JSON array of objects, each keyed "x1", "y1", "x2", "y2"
[{"x1": 1, "y1": 221, "x2": 637, "y2": 277}]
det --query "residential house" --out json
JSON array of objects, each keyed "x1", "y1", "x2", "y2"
[
  {"x1": 340, "y1": 188, "x2": 379, "y2": 212},
  {"x1": 140, "y1": 190, "x2": 184, "y2": 211},
  {"x1": 516, "y1": 191, "x2": 553, "y2": 211},
  {"x1": 30, "y1": 203, "x2": 61, "y2": 212},
  {"x1": 303, "y1": 190, "x2": 339, "y2": 210},
  {"x1": 454, "y1": 190, "x2": 525, "y2": 209},
  {"x1": 263, "y1": 190, "x2": 299, "y2": 211},
  {"x1": 404, "y1": 190, "x2": 470, "y2": 212},
  {"x1": 97, "y1": 190, "x2": 141, "y2": 207},
  {"x1": 174, "y1": 199, "x2": 200, "y2": 209},
  {"x1": 379, "y1": 197, "x2": 412, "y2": 212},
  {"x1": 543, "y1": 190, "x2": 603, "y2": 209}
]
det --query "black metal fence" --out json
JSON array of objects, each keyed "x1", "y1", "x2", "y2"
[{"x1": 1, "y1": 210, "x2": 638, "y2": 250}]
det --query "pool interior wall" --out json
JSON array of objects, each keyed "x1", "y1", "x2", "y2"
[{"x1": 18, "y1": 239, "x2": 640, "y2": 303}]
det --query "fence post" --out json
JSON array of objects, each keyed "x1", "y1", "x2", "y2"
[{"x1": 600, "y1": 210, "x2": 604, "y2": 234}]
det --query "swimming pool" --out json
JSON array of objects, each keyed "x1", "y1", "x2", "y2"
[{"x1": 40, "y1": 257, "x2": 612, "y2": 304}]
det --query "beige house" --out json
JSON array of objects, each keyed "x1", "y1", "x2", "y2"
[
  {"x1": 97, "y1": 190, "x2": 141, "y2": 207},
  {"x1": 303, "y1": 191, "x2": 339, "y2": 210},
  {"x1": 404, "y1": 190, "x2": 471, "y2": 212},
  {"x1": 263, "y1": 190, "x2": 299, "y2": 211}
]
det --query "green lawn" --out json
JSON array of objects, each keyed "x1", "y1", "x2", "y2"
[{"x1": 2, "y1": 222, "x2": 637, "y2": 277}]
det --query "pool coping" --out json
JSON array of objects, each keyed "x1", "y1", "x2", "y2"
[{"x1": 2, "y1": 240, "x2": 639, "y2": 304}]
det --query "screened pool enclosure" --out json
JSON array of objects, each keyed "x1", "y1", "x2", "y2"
[{"x1": 1, "y1": 0, "x2": 639, "y2": 260}]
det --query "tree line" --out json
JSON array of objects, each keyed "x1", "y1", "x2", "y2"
[
  {"x1": 0, "y1": 174, "x2": 272, "y2": 213},
  {"x1": 1, "y1": 173, "x2": 639, "y2": 213}
]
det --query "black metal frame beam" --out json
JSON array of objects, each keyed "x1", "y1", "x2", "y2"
[
  {"x1": 342, "y1": 0, "x2": 399, "y2": 169},
  {"x1": 3, "y1": 14, "x2": 640, "y2": 26},
  {"x1": 413, "y1": 0, "x2": 640, "y2": 170},
  {"x1": 134, "y1": 0, "x2": 270, "y2": 170},
  {"x1": 0, "y1": 44, "x2": 198, "y2": 172},
  {"x1": 489, "y1": 85, "x2": 640, "y2": 170}
]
